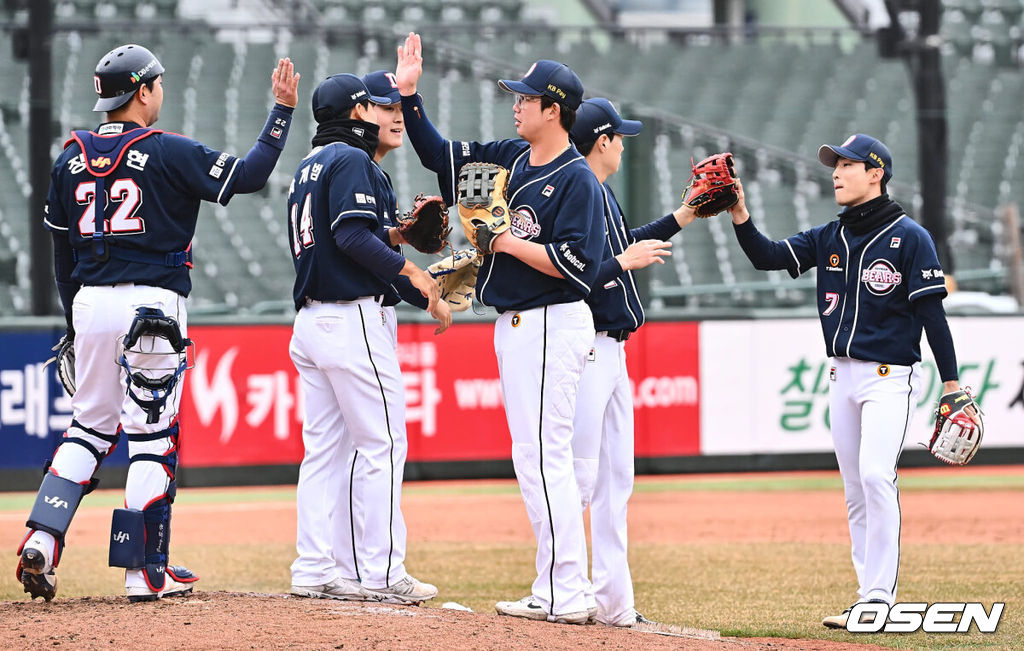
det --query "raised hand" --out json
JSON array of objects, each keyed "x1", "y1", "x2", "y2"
[
  {"x1": 395, "y1": 32, "x2": 423, "y2": 96},
  {"x1": 272, "y1": 58, "x2": 300, "y2": 108}
]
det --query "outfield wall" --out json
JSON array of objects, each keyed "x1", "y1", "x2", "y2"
[{"x1": 2, "y1": 317, "x2": 1022, "y2": 489}]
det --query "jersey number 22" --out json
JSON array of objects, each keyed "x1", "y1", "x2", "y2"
[{"x1": 75, "y1": 179, "x2": 144, "y2": 236}]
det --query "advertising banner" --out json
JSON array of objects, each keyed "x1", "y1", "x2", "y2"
[
  {"x1": 177, "y1": 321, "x2": 701, "y2": 467},
  {"x1": 699, "y1": 317, "x2": 1024, "y2": 454}
]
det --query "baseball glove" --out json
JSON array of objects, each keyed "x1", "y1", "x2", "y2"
[
  {"x1": 427, "y1": 248, "x2": 481, "y2": 312},
  {"x1": 457, "y1": 162, "x2": 512, "y2": 254},
  {"x1": 683, "y1": 152, "x2": 739, "y2": 217},
  {"x1": 43, "y1": 331, "x2": 76, "y2": 397},
  {"x1": 398, "y1": 193, "x2": 451, "y2": 254},
  {"x1": 927, "y1": 388, "x2": 984, "y2": 465}
]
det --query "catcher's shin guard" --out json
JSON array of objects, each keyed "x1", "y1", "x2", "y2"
[
  {"x1": 116, "y1": 423, "x2": 181, "y2": 591},
  {"x1": 25, "y1": 472, "x2": 89, "y2": 540},
  {"x1": 109, "y1": 494, "x2": 175, "y2": 591}
]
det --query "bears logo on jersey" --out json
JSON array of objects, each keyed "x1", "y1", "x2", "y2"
[
  {"x1": 510, "y1": 205, "x2": 542, "y2": 239},
  {"x1": 861, "y1": 259, "x2": 902, "y2": 296}
]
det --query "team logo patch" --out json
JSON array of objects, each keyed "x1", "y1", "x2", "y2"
[
  {"x1": 511, "y1": 313, "x2": 521, "y2": 327},
  {"x1": 542, "y1": 184, "x2": 554, "y2": 197},
  {"x1": 877, "y1": 364, "x2": 890, "y2": 377},
  {"x1": 890, "y1": 236, "x2": 901, "y2": 248},
  {"x1": 861, "y1": 259, "x2": 903, "y2": 296},
  {"x1": 510, "y1": 206, "x2": 542, "y2": 239},
  {"x1": 826, "y1": 253, "x2": 843, "y2": 272},
  {"x1": 90, "y1": 156, "x2": 112, "y2": 169}
]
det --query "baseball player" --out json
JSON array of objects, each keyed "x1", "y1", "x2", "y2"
[
  {"x1": 17, "y1": 44, "x2": 299, "y2": 602},
  {"x1": 724, "y1": 134, "x2": 970, "y2": 628},
  {"x1": 396, "y1": 33, "x2": 605, "y2": 624},
  {"x1": 287, "y1": 72, "x2": 440, "y2": 605},
  {"x1": 567, "y1": 98, "x2": 696, "y2": 627}
]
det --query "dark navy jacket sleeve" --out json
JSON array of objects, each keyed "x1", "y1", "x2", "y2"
[
  {"x1": 903, "y1": 226, "x2": 948, "y2": 302},
  {"x1": 593, "y1": 257, "x2": 625, "y2": 287},
  {"x1": 542, "y1": 168, "x2": 605, "y2": 295},
  {"x1": 734, "y1": 218, "x2": 817, "y2": 278},
  {"x1": 327, "y1": 150, "x2": 383, "y2": 233},
  {"x1": 231, "y1": 104, "x2": 294, "y2": 194}
]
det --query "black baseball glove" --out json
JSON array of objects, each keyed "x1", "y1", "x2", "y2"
[{"x1": 398, "y1": 193, "x2": 452, "y2": 254}]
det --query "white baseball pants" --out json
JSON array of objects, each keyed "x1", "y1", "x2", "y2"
[
  {"x1": 572, "y1": 332, "x2": 636, "y2": 626},
  {"x1": 829, "y1": 357, "x2": 922, "y2": 605},
  {"x1": 495, "y1": 300, "x2": 595, "y2": 617},
  {"x1": 290, "y1": 299, "x2": 409, "y2": 590}
]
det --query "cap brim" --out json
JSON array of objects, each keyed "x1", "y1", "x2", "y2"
[
  {"x1": 498, "y1": 79, "x2": 542, "y2": 96},
  {"x1": 615, "y1": 119, "x2": 643, "y2": 137},
  {"x1": 93, "y1": 93, "x2": 136, "y2": 112},
  {"x1": 367, "y1": 93, "x2": 393, "y2": 105},
  {"x1": 818, "y1": 144, "x2": 866, "y2": 167}
]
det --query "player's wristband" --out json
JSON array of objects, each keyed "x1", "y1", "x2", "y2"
[{"x1": 256, "y1": 104, "x2": 294, "y2": 150}]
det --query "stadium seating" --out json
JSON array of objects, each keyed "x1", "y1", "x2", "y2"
[{"x1": 0, "y1": 4, "x2": 1016, "y2": 315}]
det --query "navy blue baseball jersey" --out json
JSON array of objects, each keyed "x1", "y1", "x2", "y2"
[
  {"x1": 43, "y1": 123, "x2": 245, "y2": 297},
  {"x1": 587, "y1": 184, "x2": 681, "y2": 333},
  {"x1": 774, "y1": 214, "x2": 946, "y2": 365},
  {"x1": 408, "y1": 142, "x2": 604, "y2": 313},
  {"x1": 288, "y1": 142, "x2": 403, "y2": 309}
]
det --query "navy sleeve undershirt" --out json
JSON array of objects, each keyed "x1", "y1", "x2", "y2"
[
  {"x1": 52, "y1": 231, "x2": 78, "y2": 329},
  {"x1": 393, "y1": 274, "x2": 429, "y2": 310},
  {"x1": 232, "y1": 104, "x2": 294, "y2": 194},
  {"x1": 333, "y1": 219, "x2": 406, "y2": 281},
  {"x1": 733, "y1": 217, "x2": 799, "y2": 272},
  {"x1": 914, "y1": 292, "x2": 959, "y2": 382},
  {"x1": 631, "y1": 213, "x2": 681, "y2": 242},
  {"x1": 593, "y1": 257, "x2": 625, "y2": 288}
]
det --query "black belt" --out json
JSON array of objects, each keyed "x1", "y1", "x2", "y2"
[{"x1": 599, "y1": 329, "x2": 631, "y2": 342}]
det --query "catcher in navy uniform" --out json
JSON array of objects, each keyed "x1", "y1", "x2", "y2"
[
  {"x1": 724, "y1": 134, "x2": 981, "y2": 629},
  {"x1": 18, "y1": 44, "x2": 298, "y2": 602}
]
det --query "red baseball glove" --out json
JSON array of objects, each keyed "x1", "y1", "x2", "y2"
[{"x1": 683, "y1": 152, "x2": 739, "y2": 217}]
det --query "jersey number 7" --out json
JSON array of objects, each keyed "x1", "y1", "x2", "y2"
[{"x1": 75, "y1": 179, "x2": 145, "y2": 236}]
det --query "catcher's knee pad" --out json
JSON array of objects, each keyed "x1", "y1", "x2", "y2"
[
  {"x1": 118, "y1": 307, "x2": 193, "y2": 424},
  {"x1": 108, "y1": 495, "x2": 174, "y2": 591},
  {"x1": 26, "y1": 472, "x2": 89, "y2": 540},
  {"x1": 55, "y1": 419, "x2": 122, "y2": 480}
]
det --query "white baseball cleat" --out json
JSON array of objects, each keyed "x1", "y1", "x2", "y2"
[
  {"x1": 495, "y1": 595, "x2": 589, "y2": 625},
  {"x1": 363, "y1": 575, "x2": 438, "y2": 605},
  {"x1": 125, "y1": 566, "x2": 198, "y2": 603},
  {"x1": 291, "y1": 577, "x2": 371, "y2": 601},
  {"x1": 17, "y1": 546, "x2": 57, "y2": 602}
]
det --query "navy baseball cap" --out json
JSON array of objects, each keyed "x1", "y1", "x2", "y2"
[
  {"x1": 818, "y1": 134, "x2": 893, "y2": 184},
  {"x1": 311, "y1": 74, "x2": 390, "y2": 122},
  {"x1": 569, "y1": 98, "x2": 642, "y2": 146},
  {"x1": 498, "y1": 60, "x2": 584, "y2": 110},
  {"x1": 362, "y1": 70, "x2": 401, "y2": 105}
]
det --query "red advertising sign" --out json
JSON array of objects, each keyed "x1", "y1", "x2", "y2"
[{"x1": 178, "y1": 321, "x2": 700, "y2": 467}]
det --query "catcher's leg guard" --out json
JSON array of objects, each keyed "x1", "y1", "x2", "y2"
[
  {"x1": 118, "y1": 307, "x2": 192, "y2": 424},
  {"x1": 119, "y1": 423, "x2": 188, "y2": 595},
  {"x1": 25, "y1": 473, "x2": 88, "y2": 540}
]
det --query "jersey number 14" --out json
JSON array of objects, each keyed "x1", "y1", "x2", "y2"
[
  {"x1": 75, "y1": 179, "x2": 145, "y2": 236},
  {"x1": 290, "y1": 193, "x2": 314, "y2": 257}
]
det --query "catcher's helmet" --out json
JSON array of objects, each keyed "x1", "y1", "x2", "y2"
[{"x1": 93, "y1": 44, "x2": 164, "y2": 112}]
